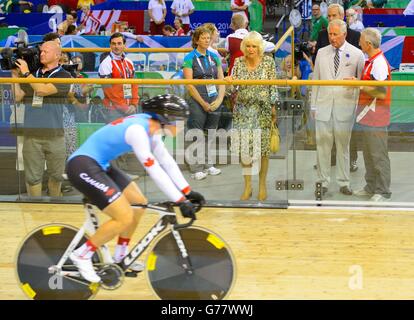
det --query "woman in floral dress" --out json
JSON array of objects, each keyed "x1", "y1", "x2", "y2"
[{"x1": 229, "y1": 31, "x2": 279, "y2": 201}]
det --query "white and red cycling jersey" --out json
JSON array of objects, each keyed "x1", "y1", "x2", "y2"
[{"x1": 69, "y1": 114, "x2": 190, "y2": 203}]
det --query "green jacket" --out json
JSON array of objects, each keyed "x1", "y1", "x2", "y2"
[{"x1": 310, "y1": 15, "x2": 329, "y2": 41}]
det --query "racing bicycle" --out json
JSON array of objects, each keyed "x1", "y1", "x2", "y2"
[{"x1": 15, "y1": 198, "x2": 236, "y2": 300}]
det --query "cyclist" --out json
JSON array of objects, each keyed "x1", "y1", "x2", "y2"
[{"x1": 66, "y1": 94, "x2": 205, "y2": 283}]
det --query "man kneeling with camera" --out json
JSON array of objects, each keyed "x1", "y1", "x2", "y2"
[{"x1": 12, "y1": 40, "x2": 71, "y2": 197}]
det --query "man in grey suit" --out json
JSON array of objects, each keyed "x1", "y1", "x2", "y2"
[{"x1": 311, "y1": 19, "x2": 365, "y2": 196}]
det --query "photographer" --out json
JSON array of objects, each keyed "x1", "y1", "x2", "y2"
[{"x1": 11, "y1": 40, "x2": 71, "y2": 197}]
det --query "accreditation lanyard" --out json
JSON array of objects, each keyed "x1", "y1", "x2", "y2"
[
  {"x1": 196, "y1": 54, "x2": 218, "y2": 98},
  {"x1": 112, "y1": 57, "x2": 134, "y2": 99},
  {"x1": 32, "y1": 66, "x2": 62, "y2": 108}
]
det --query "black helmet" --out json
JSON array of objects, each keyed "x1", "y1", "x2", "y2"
[{"x1": 141, "y1": 94, "x2": 190, "y2": 124}]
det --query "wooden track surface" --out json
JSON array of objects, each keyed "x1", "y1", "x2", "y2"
[{"x1": 2, "y1": 202, "x2": 414, "y2": 300}]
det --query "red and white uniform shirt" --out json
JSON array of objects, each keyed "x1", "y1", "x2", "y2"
[
  {"x1": 225, "y1": 28, "x2": 248, "y2": 75},
  {"x1": 356, "y1": 50, "x2": 391, "y2": 127},
  {"x1": 99, "y1": 52, "x2": 139, "y2": 113}
]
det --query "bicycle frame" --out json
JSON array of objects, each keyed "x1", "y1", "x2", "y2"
[
  {"x1": 119, "y1": 203, "x2": 193, "y2": 272},
  {"x1": 49, "y1": 201, "x2": 193, "y2": 278}
]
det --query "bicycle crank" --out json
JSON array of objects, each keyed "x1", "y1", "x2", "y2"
[{"x1": 97, "y1": 264, "x2": 124, "y2": 290}]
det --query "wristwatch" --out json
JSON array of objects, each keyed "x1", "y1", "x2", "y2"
[{"x1": 22, "y1": 72, "x2": 30, "y2": 78}]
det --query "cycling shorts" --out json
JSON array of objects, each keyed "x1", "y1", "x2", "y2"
[{"x1": 66, "y1": 155, "x2": 131, "y2": 210}]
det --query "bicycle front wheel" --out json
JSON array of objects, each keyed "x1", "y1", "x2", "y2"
[
  {"x1": 15, "y1": 224, "x2": 100, "y2": 300},
  {"x1": 146, "y1": 226, "x2": 236, "y2": 300}
]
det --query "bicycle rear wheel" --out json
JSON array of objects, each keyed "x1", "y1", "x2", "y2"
[
  {"x1": 16, "y1": 224, "x2": 100, "y2": 300},
  {"x1": 146, "y1": 226, "x2": 236, "y2": 300}
]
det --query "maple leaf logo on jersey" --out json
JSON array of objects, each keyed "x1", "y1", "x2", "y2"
[
  {"x1": 110, "y1": 118, "x2": 124, "y2": 125},
  {"x1": 144, "y1": 157, "x2": 155, "y2": 167},
  {"x1": 105, "y1": 188, "x2": 116, "y2": 196}
]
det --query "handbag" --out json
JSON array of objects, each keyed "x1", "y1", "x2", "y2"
[{"x1": 270, "y1": 122, "x2": 280, "y2": 153}]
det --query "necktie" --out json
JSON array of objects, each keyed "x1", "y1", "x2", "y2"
[{"x1": 334, "y1": 49, "x2": 340, "y2": 76}]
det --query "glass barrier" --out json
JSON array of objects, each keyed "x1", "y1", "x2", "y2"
[
  {"x1": 1, "y1": 48, "x2": 413, "y2": 209},
  {"x1": 0, "y1": 71, "x2": 290, "y2": 207}
]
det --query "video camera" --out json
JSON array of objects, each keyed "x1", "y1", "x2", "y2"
[
  {"x1": 294, "y1": 41, "x2": 312, "y2": 62},
  {"x1": 0, "y1": 30, "x2": 41, "y2": 73}
]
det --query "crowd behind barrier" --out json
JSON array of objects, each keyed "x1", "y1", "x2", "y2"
[{"x1": 1, "y1": 1, "x2": 414, "y2": 206}]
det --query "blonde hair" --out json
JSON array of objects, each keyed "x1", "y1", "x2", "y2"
[
  {"x1": 281, "y1": 54, "x2": 292, "y2": 72},
  {"x1": 240, "y1": 31, "x2": 265, "y2": 57},
  {"x1": 202, "y1": 23, "x2": 218, "y2": 36}
]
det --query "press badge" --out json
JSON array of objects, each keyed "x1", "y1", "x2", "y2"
[
  {"x1": 32, "y1": 93, "x2": 43, "y2": 108},
  {"x1": 206, "y1": 84, "x2": 217, "y2": 97},
  {"x1": 123, "y1": 84, "x2": 132, "y2": 99}
]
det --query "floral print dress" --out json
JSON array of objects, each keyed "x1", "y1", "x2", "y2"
[{"x1": 231, "y1": 55, "x2": 279, "y2": 159}]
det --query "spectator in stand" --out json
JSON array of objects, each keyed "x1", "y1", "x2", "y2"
[
  {"x1": 118, "y1": 23, "x2": 144, "y2": 43},
  {"x1": 354, "y1": 28, "x2": 392, "y2": 202},
  {"x1": 57, "y1": 12, "x2": 78, "y2": 36},
  {"x1": 99, "y1": 32, "x2": 139, "y2": 122},
  {"x1": 78, "y1": 5, "x2": 100, "y2": 35},
  {"x1": 162, "y1": 25, "x2": 176, "y2": 36},
  {"x1": 310, "y1": 4, "x2": 328, "y2": 43},
  {"x1": 68, "y1": 54, "x2": 94, "y2": 123},
  {"x1": 202, "y1": 23, "x2": 225, "y2": 59},
  {"x1": 174, "y1": 18, "x2": 186, "y2": 36},
  {"x1": 66, "y1": 24, "x2": 78, "y2": 35},
  {"x1": 11, "y1": 41, "x2": 71, "y2": 197},
  {"x1": 225, "y1": 14, "x2": 248, "y2": 75},
  {"x1": 58, "y1": 52, "x2": 77, "y2": 160},
  {"x1": 277, "y1": 54, "x2": 301, "y2": 99},
  {"x1": 99, "y1": 33, "x2": 139, "y2": 171},
  {"x1": 148, "y1": 0, "x2": 167, "y2": 35},
  {"x1": 183, "y1": 26, "x2": 225, "y2": 180},
  {"x1": 230, "y1": 0, "x2": 250, "y2": 24},
  {"x1": 224, "y1": 14, "x2": 275, "y2": 75},
  {"x1": 171, "y1": 0, "x2": 195, "y2": 35},
  {"x1": 43, "y1": 32, "x2": 60, "y2": 44},
  {"x1": 346, "y1": 8, "x2": 364, "y2": 32},
  {"x1": 315, "y1": 4, "x2": 361, "y2": 57}
]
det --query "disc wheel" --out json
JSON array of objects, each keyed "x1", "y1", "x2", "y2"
[
  {"x1": 146, "y1": 226, "x2": 236, "y2": 300},
  {"x1": 16, "y1": 224, "x2": 101, "y2": 300}
]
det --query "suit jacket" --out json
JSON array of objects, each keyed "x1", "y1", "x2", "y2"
[
  {"x1": 311, "y1": 41, "x2": 365, "y2": 122},
  {"x1": 313, "y1": 27, "x2": 361, "y2": 63}
]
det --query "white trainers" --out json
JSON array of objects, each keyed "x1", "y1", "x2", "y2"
[
  {"x1": 205, "y1": 166, "x2": 221, "y2": 176},
  {"x1": 69, "y1": 252, "x2": 101, "y2": 283},
  {"x1": 191, "y1": 171, "x2": 208, "y2": 180},
  {"x1": 354, "y1": 189, "x2": 373, "y2": 197},
  {"x1": 370, "y1": 194, "x2": 391, "y2": 202}
]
